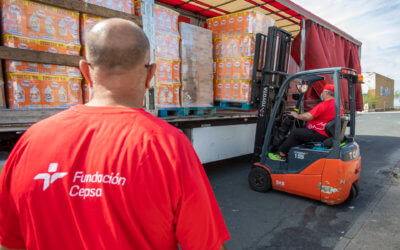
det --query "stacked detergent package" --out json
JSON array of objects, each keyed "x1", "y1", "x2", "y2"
[
  {"x1": 82, "y1": 0, "x2": 135, "y2": 14},
  {"x1": 207, "y1": 11, "x2": 274, "y2": 105},
  {"x1": 180, "y1": 22, "x2": 213, "y2": 107},
  {"x1": 2, "y1": 0, "x2": 82, "y2": 109},
  {"x1": 154, "y1": 4, "x2": 181, "y2": 108}
]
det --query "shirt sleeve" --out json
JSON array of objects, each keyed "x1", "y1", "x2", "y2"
[
  {"x1": 0, "y1": 144, "x2": 26, "y2": 249},
  {"x1": 150, "y1": 131, "x2": 230, "y2": 250}
]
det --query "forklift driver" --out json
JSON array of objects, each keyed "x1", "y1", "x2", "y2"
[{"x1": 268, "y1": 84, "x2": 343, "y2": 161}]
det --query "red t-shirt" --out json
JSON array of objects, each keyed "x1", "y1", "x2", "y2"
[
  {"x1": 307, "y1": 99, "x2": 343, "y2": 137},
  {"x1": 0, "y1": 105, "x2": 230, "y2": 250}
]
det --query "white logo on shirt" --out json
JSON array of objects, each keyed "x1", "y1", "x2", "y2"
[
  {"x1": 307, "y1": 121, "x2": 327, "y2": 131},
  {"x1": 34, "y1": 163, "x2": 68, "y2": 191}
]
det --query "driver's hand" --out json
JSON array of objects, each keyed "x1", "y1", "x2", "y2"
[{"x1": 290, "y1": 111, "x2": 298, "y2": 119}]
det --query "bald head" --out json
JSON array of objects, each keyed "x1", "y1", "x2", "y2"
[{"x1": 86, "y1": 18, "x2": 150, "y2": 70}]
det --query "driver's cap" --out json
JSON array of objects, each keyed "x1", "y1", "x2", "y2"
[{"x1": 323, "y1": 84, "x2": 334, "y2": 92}]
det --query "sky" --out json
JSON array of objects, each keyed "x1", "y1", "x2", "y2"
[{"x1": 291, "y1": 0, "x2": 400, "y2": 104}]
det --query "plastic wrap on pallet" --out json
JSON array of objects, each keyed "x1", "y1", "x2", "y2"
[
  {"x1": 180, "y1": 22, "x2": 213, "y2": 107},
  {"x1": 213, "y1": 34, "x2": 256, "y2": 59},
  {"x1": 214, "y1": 80, "x2": 251, "y2": 103},
  {"x1": 139, "y1": 0, "x2": 155, "y2": 62},
  {"x1": 157, "y1": 83, "x2": 180, "y2": 108},
  {"x1": 214, "y1": 57, "x2": 253, "y2": 81},
  {"x1": 206, "y1": 10, "x2": 275, "y2": 38},
  {"x1": 155, "y1": 32, "x2": 180, "y2": 59},
  {"x1": 1, "y1": 0, "x2": 81, "y2": 55},
  {"x1": 154, "y1": 4, "x2": 179, "y2": 36},
  {"x1": 5, "y1": 60, "x2": 83, "y2": 109},
  {"x1": 82, "y1": 0, "x2": 135, "y2": 14},
  {"x1": 155, "y1": 58, "x2": 180, "y2": 84}
]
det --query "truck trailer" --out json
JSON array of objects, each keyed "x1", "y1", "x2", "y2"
[{"x1": 0, "y1": 0, "x2": 363, "y2": 165}]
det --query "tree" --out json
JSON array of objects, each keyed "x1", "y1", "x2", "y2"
[
  {"x1": 395, "y1": 90, "x2": 400, "y2": 101},
  {"x1": 363, "y1": 92, "x2": 380, "y2": 109}
]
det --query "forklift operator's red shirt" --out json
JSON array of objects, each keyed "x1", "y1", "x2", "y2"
[
  {"x1": 0, "y1": 105, "x2": 230, "y2": 250},
  {"x1": 307, "y1": 98, "x2": 343, "y2": 137}
]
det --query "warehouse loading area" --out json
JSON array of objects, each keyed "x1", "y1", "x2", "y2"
[{"x1": 0, "y1": 0, "x2": 363, "y2": 163}]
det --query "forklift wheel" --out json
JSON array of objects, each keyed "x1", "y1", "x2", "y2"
[
  {"x1": 346, "y1": 183, "x2": 359, "y2": 203},
  {"x1": 248, "y1": 167, "x2": 272, "y2": 192}
]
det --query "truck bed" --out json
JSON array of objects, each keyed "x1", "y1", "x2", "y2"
[{"x1": 0, "y1": 108, "x2": 257, "y2": 132}]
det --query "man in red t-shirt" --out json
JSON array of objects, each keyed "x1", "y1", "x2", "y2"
[
  {"x1": 0, "y1": 19, "x2": 230, "y2": 250},
  {"x1": 269, "y1": 84, "x2": 342, "y2": 161}
]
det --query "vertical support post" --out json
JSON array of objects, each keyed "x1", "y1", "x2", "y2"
[
  {"x1": 0, "y1": 60, "x2": 6, "y2": 108},
  {"x1": 300, "y1": 17, "x2": 306, "y2": 71},
  {"x1": 332, "y1": 70, "x2": 341, "y2": 157}
]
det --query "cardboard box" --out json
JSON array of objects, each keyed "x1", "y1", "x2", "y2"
[
  {"x1": 157, "y1": 83, "x2": 180, "y2": 108},
  {"x1": 207, "y1": 10, "x2": 275, "y2": 38},
  {"x1": 155, "y1": 32, "x2": 180, "y2": 59},
  {"x1": 180, "y1": 22, "x2": 213, "y2": 107},
  {"x1": 213, "y1": 34, "x2": 256, "y2": 59},
  {"x1": 80, "y1": 14, "x2": 105, "y2": 56},
  {"x1": 1, "y1": 0, "x2": 81, "y2": 55},
  {"x1": 5, "y1": 60, "x2": 83, "y2": 109},
  {"x1": 214, "y1": 80, "x2": 251, "y2": 103},
  {"x1": 82, "y1": 0, "x2": 135, "y2": 14},
  {"x1": 154, "y1": 4, "x2": 179, "y2": 35}
]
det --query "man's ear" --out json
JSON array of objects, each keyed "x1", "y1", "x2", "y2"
[
  {"x1": 79, "y1": 59, "x2": 94, "y2": 88},
  {"x1": 145, "y1": 63, "x2": 156, "y2": 89}
]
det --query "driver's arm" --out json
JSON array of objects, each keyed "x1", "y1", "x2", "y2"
[{"x1": 290, "y1": 111, "x2": 314, "y2": 121}]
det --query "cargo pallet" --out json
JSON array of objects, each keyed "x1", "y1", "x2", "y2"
[
  {"x1": 158, "y1": 107, "x2": 217, "y2": 117},
  {"x1": 215, "y1": 101, "x2": 254, "y2": 111}
]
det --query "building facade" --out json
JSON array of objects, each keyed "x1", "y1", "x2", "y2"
[{"x1": 362, "y1": 72, "x2": 394, "y2": 110}]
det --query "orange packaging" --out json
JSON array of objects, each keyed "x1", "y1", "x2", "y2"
[
  {"x1": 82, "y1": 0, "x2": 135, "y2": 15},
  {"x1": 231, "y1": 81, "x2": 240, "y2": 102},
  {"x1": 214, "y1": 80, "x2": 252, "y2": 103},
  {"x1": 155, "y1": 32, "x2": 180, "y2": 59},
  {"x1": 239, "y1": 81, "x2": 251, "y2": 103},
  {"x1": 157, "y1": 84, "x2": 180, "y2": 108},
  {"x1": 207, "y1": 10, "x2": 275, "y2": 38},
  {"x1": 155, "y1": 58, "x2": 181, "y2": 84},
  {"x1": 1, "y1": 0, "x2": 81, "y2": 55},
  {"x1": 5, "y1": 60, "x2": 83, "y2": 109},
  {"x1": 80, "y1": 14, "x2": 105, "y2": 56},
  {"x1": 135, "y1": 0, "x2": 141, "y2": 16},
  {"x1": 154, "y1": 4, "x2": 179, "y2": 35},
  {"x1": 231, "y1": 57, "x2": 253, "y2": 80},
  {"x1": 214, "y1": 80, "x2": 223, "y2": 101},
  {"x1": 213, "y1": 34, "x2": 256, "y2": 59}
]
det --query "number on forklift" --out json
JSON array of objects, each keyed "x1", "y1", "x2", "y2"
[
  {"x1": 276, "y1": 180, "x2": 285, "y2": 186},
  {"x1": 294, "y1": 151, "x2": 305, "y2": 160}
]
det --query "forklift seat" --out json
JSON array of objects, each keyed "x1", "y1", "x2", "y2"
[{"x1": 322, "y1": 116, "x2": 349, "y2": 147}]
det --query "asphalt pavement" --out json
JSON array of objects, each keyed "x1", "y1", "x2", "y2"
[{"x1": 204, "y1": 112, "x2": 400, "y2": 249}]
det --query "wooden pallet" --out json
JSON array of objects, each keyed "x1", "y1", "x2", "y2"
[
  {"x1": 158, "y1": 107, "x2": 217, "y2": 117},
  {"x1": 182, "y1": 107, "x2": 217, "y2": 116},
  {"x1": 158, "y1": 108, "x2": 184, "y2": 117},
  {"x1": 215, "y1": 101, "x2": 254, "y2": 111}
]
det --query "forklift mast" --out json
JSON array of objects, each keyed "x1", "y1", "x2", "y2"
[{"x1": 251, "y1": 27, "x2": 292, "y2": 163}]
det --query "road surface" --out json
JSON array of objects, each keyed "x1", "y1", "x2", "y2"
[{"x1": 205, "y1": 112, "x2": 400, "y2": 249}]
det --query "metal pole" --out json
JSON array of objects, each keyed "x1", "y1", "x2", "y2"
[{"x1": 300, "y1": 17, "x2": 306, "y2": 71}]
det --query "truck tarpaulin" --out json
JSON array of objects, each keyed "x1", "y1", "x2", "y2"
[{"x1": 292, "y1": 20, "x2": 363, "y2": 111}]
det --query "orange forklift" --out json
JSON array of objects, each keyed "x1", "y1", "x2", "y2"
[{"x1": 248, "y1": 27, "x2": 362, "y2": 205}]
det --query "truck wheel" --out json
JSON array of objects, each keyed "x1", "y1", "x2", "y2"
[
  {"x1": 346, "y1": 183, "x2": 358, "y2": 203},
  {"x1": 248, "y1": 167, "x2": 272, "y2": 192}
]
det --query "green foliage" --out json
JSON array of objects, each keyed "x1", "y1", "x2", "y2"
[
  {"x1": 395, "y1": 90, "x2": 400, "y2": 100},
  {"x1": 363, "y1": 93, "x2": 380, "y2": 108}
]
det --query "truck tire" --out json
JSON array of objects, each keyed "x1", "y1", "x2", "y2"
[{"x1": 248, "y1": 167, "x2": 272, "y2": 192}]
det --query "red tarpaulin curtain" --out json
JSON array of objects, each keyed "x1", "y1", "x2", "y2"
[{"x1": 292, "y1": 20, "x2": 363, "y2": 111}]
